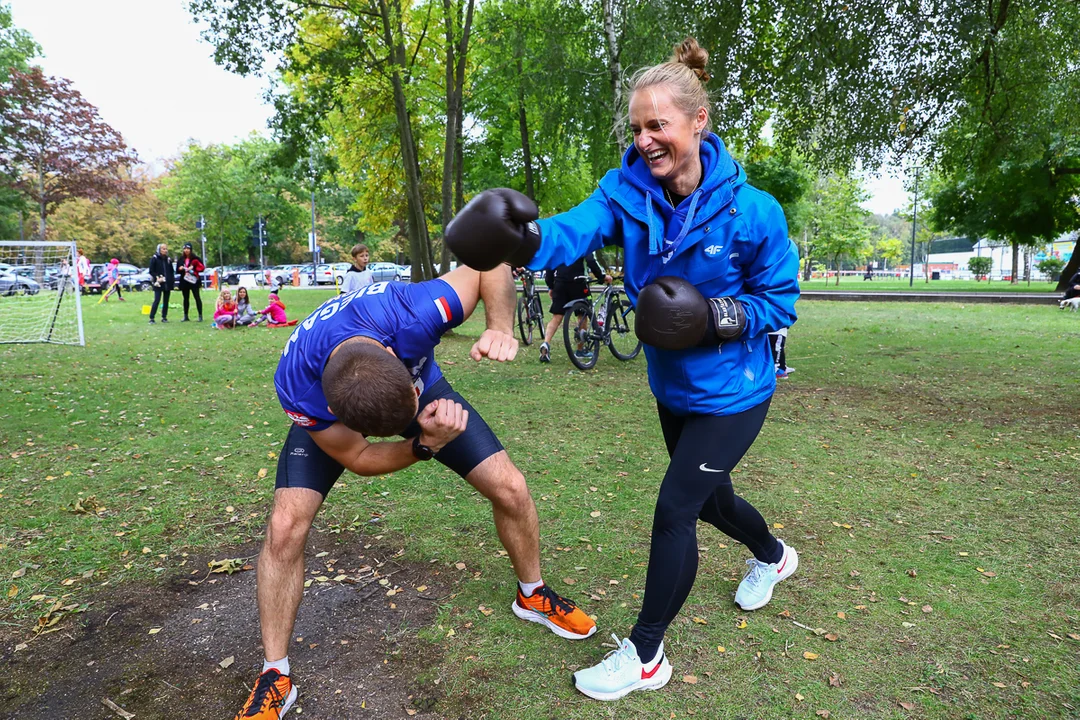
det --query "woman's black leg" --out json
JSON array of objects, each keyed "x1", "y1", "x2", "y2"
[{"x1": 628, "y1": 401, "x2": 773, "y2": 662}]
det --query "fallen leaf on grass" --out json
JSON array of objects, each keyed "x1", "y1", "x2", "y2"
[
  {"x1": 208, "y1": 558, "x2": 247, "y2": 575},
  {"x1": 562, "y1": 578, "x2": 576, "y2": 585},
  {"x1": 716, "y1": 646, "x2": 725, "y2": 653},
  {"x1": 803, "y1": 652, "x2": 819, "y2": 660},
  {"x1": 795, "y1": 693, "x2": 804, "y2": 701},
  {"x1": 816, "y1": 710, "x2": 831, "y2": 718},
  {"x1": 899, "y1": 701, "x2": 916, "y2": 710},
  {"x1": 455, "y1": 562, "x2": 466, "y2": 570},
  {"x1": 590, "y1": 511, "x2": 601, "y2": 518},
  {"x1": 11, "y1": 568, "x2": 25, "y2": 579},
  {"x1": 824, "y1": 633, "x2": 839, "y2": 642},
  {"x1": 828, "y1": 674, "x2": 843, "y2": 688},
  {"x1": 70, "y1": 496, "x2": 106, "y2": 515},
  {"x1": 148, "y1": 627, "x2": 162, "y2": 635},
  {"x1": 7, "y1": 585, "x2": 17, "y2": 599},
  {"x1": 478, "y1": 605, "x2": 494, "y2": 616},
  {"x1": 992, "y1": 682, "x2": 1007, "y2": 688},
  {"x1": 682, "y1": 675, "x2": 698, "y2": 684},
  {"x1": 1068, "y1": 633, "x2": 1080, "y2": 641},
  {"x1": 258, "y1": 468, "x2": 267, "y2": 478},
  {"x1": 692, "y1": 617, "x2": 707, "y2": 625},
  {"x1": 922, "y1": 605, "x2": 933, "y2": 613},
  {"x1": 836, "y1": 612, "x2": 846, "y2": 620}
]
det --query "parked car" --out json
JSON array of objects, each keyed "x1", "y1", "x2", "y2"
[
  {"x1": 330, "y1": 262, "x2": 352, "y2": 285},
  {"x1": 297, "y1": 263, "x2": 337, "y2": 285},
  {"x1": 0, "y1": 270, "x2": 41, "y2": 296},
  {"x1": 368, "y1": 262, "x2": 405, "y2": 282}
]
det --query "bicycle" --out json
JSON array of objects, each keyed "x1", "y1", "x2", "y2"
[
  {"x1": 515, "y1": 269, "x2": 545, "y2": 345},
  {"x1": 561, "y1": 279, "x2": 642, "y2": 370}
]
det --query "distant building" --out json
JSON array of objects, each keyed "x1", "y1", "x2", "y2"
[{"x1": 925, "y1": 232, "x2": 1076, "y2": 280}]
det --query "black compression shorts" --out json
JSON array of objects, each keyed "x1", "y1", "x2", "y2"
[
  {"x1": 549, "y1": 280, "x2": 589, "y2": 315},
  {"x1": 274, "y1": 377, "x2": 503, "y2": 496}
]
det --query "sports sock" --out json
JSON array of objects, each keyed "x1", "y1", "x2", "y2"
[
  {"x1": 263, "y1": 656, "x2": 290, "y2": 677},
  {"x1": 518, "y1": 578, "x2": 544, "y2": 596}
]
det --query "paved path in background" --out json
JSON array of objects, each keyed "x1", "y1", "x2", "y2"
[{"x1": 801, "y1": 291, "x2": 1060, "y2": 305}]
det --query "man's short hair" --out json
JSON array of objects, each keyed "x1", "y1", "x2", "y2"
[
  {"x1": 351, "y1": 243, "x2": 369, "y2": 257},
  {"x1": 322, "y1": 341, "x2": 416, "y2": 437}
]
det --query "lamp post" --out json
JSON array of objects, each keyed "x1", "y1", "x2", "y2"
[
  {"x1": 909, "y1": 166, "x2": 921, "y2": 288},
  {"x1": 196, "y1": 215, "x2": 207, "y2": 262},
  {"x1": 309, "y1": 154, "x2": 318, "y2": 285}
]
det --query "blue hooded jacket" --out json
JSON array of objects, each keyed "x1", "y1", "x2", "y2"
[{"x1": 530, "y1": 133, "x2": 799, "y2": 416}]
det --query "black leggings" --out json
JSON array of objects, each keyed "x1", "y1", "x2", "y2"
[
  {"x1": 181, "y1": 284, "x2": 203, "y2": 318},
  {"x1": 629, "y1": 399, "x2": 779, "y2": 662}
]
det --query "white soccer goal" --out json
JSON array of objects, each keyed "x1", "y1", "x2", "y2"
[{"x1": 0, "y1": 240, "x2": 85, "y2": 346}]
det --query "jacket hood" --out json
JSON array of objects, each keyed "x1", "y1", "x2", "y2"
[{"x1": 618, "y1": 133, "x2": 746, "y2": 256}]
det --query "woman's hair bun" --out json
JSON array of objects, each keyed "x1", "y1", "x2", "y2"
[{"x1": 672, "y1": 37, "x2": 710, "y2": 83}]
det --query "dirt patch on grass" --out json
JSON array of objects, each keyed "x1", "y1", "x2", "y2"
[
  {"x1": 0, "y1": 531, "x2": 447, "y2": 719},
  {"x1": 777, "y1": 381, "x2": 1076, "y2": 430}
]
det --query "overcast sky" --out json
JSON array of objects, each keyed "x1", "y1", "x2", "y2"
[
  {"x1": 9, "y1": 0, "x2": 909, "y2": 214},
  {"x1": 8, "y1": 0, "x2": 274, "y2": 168}
]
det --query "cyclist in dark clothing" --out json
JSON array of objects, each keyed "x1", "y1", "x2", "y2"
[{"x1": 539, "y1": 253, "x2": 612, "y2": 362}]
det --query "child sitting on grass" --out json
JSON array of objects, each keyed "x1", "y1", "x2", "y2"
[
  {"x1": 235, "y1": 286, "x2": 258, "y2": 326},
  {"x1": 213, "y1": 289, "x2": 238, "y2": 329},
  {"x1": 256, "y1": 292, "x2": 290, "y2": 326}
]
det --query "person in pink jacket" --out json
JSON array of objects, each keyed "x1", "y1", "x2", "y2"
[
  {"x1": 258, "y1": 292, "x2": 289, "y2": 325},
  {"x1": 213, "y1": 289, "x2": 238, "y2": 328}
]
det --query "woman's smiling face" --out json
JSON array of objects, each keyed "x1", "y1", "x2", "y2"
[{"x1": 628, "y1": 85, "x2": 706, "y2": 191}]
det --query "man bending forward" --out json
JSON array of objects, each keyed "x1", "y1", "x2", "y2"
[{"x1": 233, "y1": 265, "x2": 596, "y2": 720}]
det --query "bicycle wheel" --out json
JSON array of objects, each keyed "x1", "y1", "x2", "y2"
[
  {"x1": 563, "y1": 301, "x2": 600, "y2": 370},
  {"x1": 606, "y1": 296, "x2": 642, "y2": 361},
  {"x1": 530, "y1": 296, "x2": 545, "y2": 340},
  {"x1": 517, "y1": 296, "x2": 534, "y2": 345}
]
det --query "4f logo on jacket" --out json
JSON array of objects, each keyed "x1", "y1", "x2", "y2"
[{"x1": 704, "y1": 244, "x2": 724, "y2": 257}]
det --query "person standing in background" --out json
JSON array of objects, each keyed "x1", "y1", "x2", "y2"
[
  {"x1": 148, "y1": 243, "x2": 174, "y2": 324},
  {"x1": 76, "y1": 248, "x2": 90, "y2": 290},
  {"x1": 339, "y1": 243, "x2": 375, "y2": 295},
  {"x1": 176, "y1": 242, "x2": 206, "y2": 322}
]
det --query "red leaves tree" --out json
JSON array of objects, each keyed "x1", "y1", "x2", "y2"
[{"x1": 0, "y1": 67, "x2": 138, "y2": 240}]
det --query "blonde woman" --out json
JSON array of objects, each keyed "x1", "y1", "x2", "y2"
[{"x1": 445, "y1": 37, "x2": 801, "y2": 700}]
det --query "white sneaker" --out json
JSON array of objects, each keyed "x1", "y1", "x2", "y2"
[
  {"x1": 572, "y1": 634, "x2": 672, "y2": 701},
  {"x1": 735, "y1": 540, "x2": 798, "y2": 611}
]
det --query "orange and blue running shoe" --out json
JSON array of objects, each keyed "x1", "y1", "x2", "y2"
[
  {"x1": 233, "y1": 668, "x2": 297, "y2": 719},
  {"x1": 512, "y1": 583, "x2": 597, "y2": 640}
]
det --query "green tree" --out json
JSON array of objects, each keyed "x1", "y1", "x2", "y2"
[
  {"x1": 804, "y1": 172, "x2": 872, "y2": 285},
  {"x1": 1036, "y1": 256, "x2": 1064, "y2": 282},
  {"x1": 968, "y1": 256, "x2": 993, "y2": 281},
  {"x1": 157, "y1": 137, "x2": 309, "y2": 267},
  {"x1": 50, "y1": 168, "x2": 181, "y2": 265},
  {"x1": 876, "y1": 237, "x2": 903, "y2": 271}
]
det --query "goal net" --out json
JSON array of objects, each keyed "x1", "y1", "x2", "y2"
[{"x1": 0, "y1": 241, "x2": 85, "y2": 346}]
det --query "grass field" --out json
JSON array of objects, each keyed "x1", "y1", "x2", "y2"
[{"x1": 1, "y1": 287, "x2": 1078, "y2": 719}]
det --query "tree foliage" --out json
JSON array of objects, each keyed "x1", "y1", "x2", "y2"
[
  {"x1": 50, "y1": 168, "x2": 181, "y2": 264},
  {"x1": 0, "y1": 68, "x2": 137, "y2": 239},
  {"x1": 157, "y1": 137, "x2": 312, "y2": 266}
]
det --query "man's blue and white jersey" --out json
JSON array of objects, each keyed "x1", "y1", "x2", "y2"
[{"x1": 274, "y1": 280, "x2": 464, "y2": 431}]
